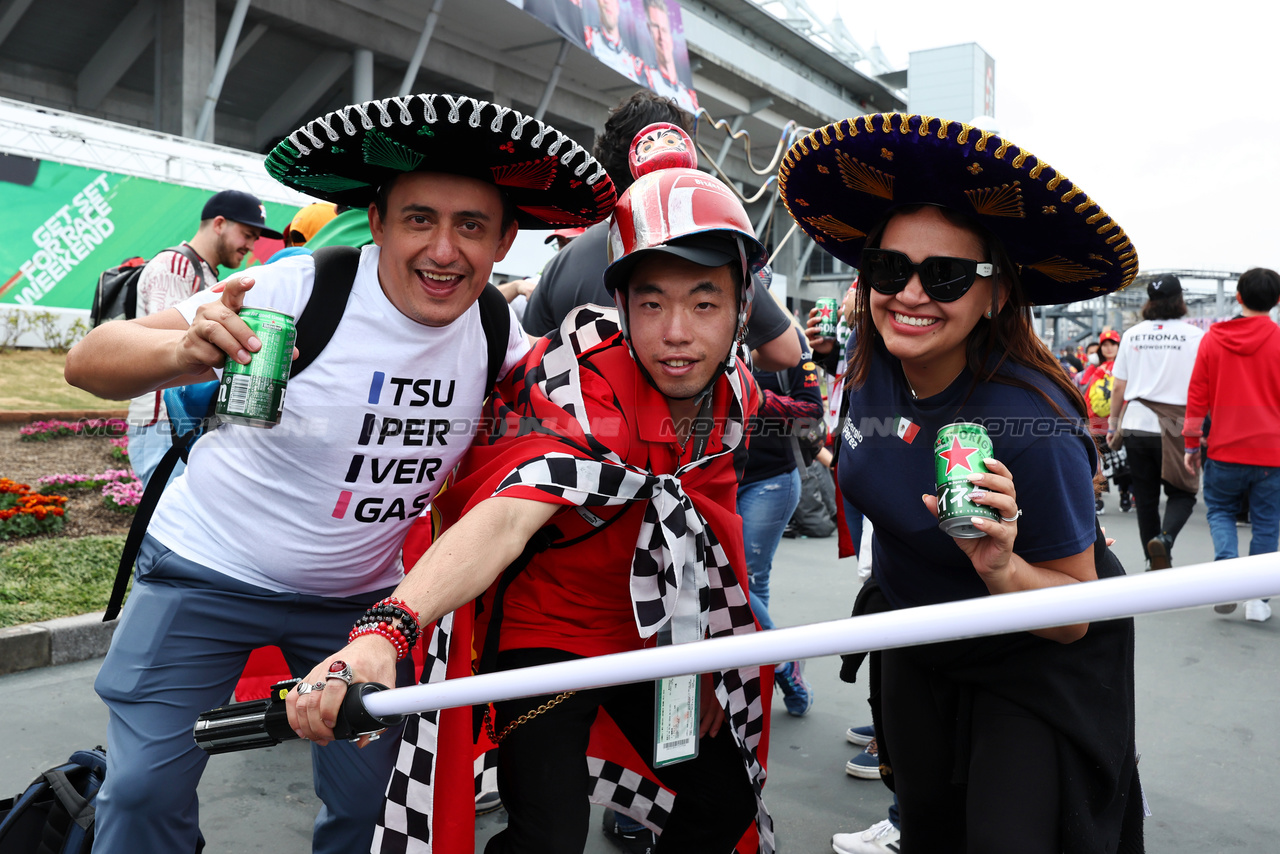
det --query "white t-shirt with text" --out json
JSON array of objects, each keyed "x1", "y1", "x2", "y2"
[
  {"x1": 148, "y1": 245, "x2": 529, "y2": 597},
  {"x1": 1111, "y1": 318, "x2": 1203, "y2": 434}
]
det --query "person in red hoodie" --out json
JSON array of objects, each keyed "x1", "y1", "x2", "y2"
[{"x1": 1183, "y1": 267, "x2": 1280, "y2": 622}]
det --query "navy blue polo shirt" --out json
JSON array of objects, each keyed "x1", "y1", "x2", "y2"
[{"x1": 837, "y1": 343, "x2": 1098, "y2": 609}]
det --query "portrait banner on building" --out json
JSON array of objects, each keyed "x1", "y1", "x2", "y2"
[
  {"x1": 510, "y1": 0, "x2": 698, "y2": 112},
  {"x1": 0, "y1": 158, "x2": 292, "y2": 311}
]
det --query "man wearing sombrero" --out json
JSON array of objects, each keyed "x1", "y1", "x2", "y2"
[
  {"x1": 65, "y1": 94, "x2": 615, "y2": 854},
  {"x1": 787, "y1": 113, "x2": 1144, "y2": 853},
  {"x1": 288, "y1": 127, "x2": 775, "y2": 854}
]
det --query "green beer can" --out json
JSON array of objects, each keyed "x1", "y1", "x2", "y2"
[
  {"x1": 216, "y1": 308, "x2": 296, "y2": 428},
  {"x1": 815, "y1": 297, "x2": 839, "y2": 338},
  {"x1": 934, "y1": 422, "x2": 999, "y2": 538}
]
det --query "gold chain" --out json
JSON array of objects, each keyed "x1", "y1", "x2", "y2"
[{"x1": 484, "y1": 691, "x2": 577, "y2": 743}]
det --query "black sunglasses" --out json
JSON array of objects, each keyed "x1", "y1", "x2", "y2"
[{"x1": 861, "y1": 248, "x2": 994, "y2": 302}]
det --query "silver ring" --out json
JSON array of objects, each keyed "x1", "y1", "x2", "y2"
[
  {"x1": 312, "y1": 680, "x2": 327, "y2": 692},
  {"x1": 296, "y1": 681, "x2": 312, "y2": 696},
  {"x1": 1000, "y1": 509, "x2": 1023, "y2": 523},
  {"x1": 325, "y1": 661, "x2": 354, "y2": 686}
]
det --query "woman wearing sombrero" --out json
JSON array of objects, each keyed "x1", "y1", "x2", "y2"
[{"x1": 784, "y1": 114, "x2": 1144, "y2": 853}]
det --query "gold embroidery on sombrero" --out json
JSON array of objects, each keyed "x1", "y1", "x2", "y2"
[
  {"x1": 915, "y1": 116, "x2": 936, "y2": 137},
  {"x1": 967, "y1": 163, "x2": 983, "y2": 176},
  {"x1": 1042, "y1": 205, "x2": 1057, "y2": 215},
  {"x1": 816, "y1": 164, "x2": 829, "y2": 174},
  {"x1": 819, "y1": 126, "x2": 833, "y2": 145},
  {"x1": 803, "y1": 215, "x2": 866, "y2": 242},
  {"x1": 491, "y1": 157, "x2": 558, "y2": 190},
  {"x1": 362, "y1": 129, "x2": 425, "y2": 171},
  {"x1": 285, "y1": 173, "x2": 373, "y2": 193},
  {"x1": 880, "y1": 148, "x2": 894, "y2": 161},
  {"x1": 1088, "y1": 254, "x2": 1114, "y2": 266},
  {"x1": 794, "y1": 198, "x2": 810, "y2": 206},
  {"x1": 957, "y1": 125, "x2": 972, "y2": 145},
  {"x1": 835, "y1": 149, "x2": 894, "y2": 200},
  {"x1": 1028, "y1": 256, "x2": 1104, "y2": 283},
  {"x1": 993, "y1": 140, "x2": 1013, "y2": 160},
  {"x1": 1011, "y1": 151, "x2": 1031, "y2": 169},
  {"x1": 965, "y1": 182, "x2": 1025, "y2": 218},
  {"x1": 973, "y1": 131, "x2": 997, "y2": 152}
]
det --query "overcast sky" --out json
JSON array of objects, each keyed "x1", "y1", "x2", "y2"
[{"x1": 780, "y1": 0, "x2": 1278, "y2": 285}]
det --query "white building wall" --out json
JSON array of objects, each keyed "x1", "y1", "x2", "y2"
[{"x1": 906, "y1": 43, "x2": 995, "y2": 124}]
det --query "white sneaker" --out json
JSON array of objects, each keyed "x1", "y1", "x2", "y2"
[
  {"x1": 832, "y1": 818, "x2": 901, "y2": 853},
  {"x1": 1245, "y1": 599, "x2": 1272, "y2": 622}
]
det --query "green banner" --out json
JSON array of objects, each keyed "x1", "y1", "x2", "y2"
[{"x1": 0, "y1": 160, "x2": 294, "y2": 310}]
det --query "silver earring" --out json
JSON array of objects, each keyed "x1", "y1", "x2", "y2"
[{"x1": 985, "y1": 310, "x2": 993, "y2": 319}]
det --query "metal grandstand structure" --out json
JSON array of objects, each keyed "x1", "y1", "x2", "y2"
[
  {"x1": 1039, "y1": 269, "x2": 1246, "y2": 348},
  {"x1": 751, "y1": 0, "x2": 897, "y2": 78}
]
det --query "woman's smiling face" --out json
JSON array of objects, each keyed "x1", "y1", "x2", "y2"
[{"x1": 869, "y1": 206, "x2": 997, "y2": 379}]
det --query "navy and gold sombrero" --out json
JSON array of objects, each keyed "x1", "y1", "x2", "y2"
[
  {"x1": 778, "y1": 113, "x2": 1138, "y2": 305},
  {"x1": 265, "y1": 94, "x2": 616, "y2": 230}
]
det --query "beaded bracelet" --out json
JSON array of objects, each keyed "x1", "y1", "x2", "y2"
[
  {"x1": 351, "y1": 598, "x2": 421, "y2": 649},
  {"x1": 348, "y1": 622, "x2": 410, "y2": 661},
  {"x1": 349, "y1": 597, "x2": 421, "y2": 660}
]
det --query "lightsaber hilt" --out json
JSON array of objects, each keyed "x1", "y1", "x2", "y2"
[{"x1": 194, "y1": 679, "x2": 403, "y2": 754}]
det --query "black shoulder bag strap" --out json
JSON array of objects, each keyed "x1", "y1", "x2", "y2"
[
  {"x1": 104, "y1": 246, "x2": 361, "y2": 621},
  {"x1": 475, "y1": 282, "x2": 511, "y2": 393}
]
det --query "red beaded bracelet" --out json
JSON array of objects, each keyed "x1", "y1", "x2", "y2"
[{"x1": 348, "y1": 622, "x2": 410, "y2": 661}]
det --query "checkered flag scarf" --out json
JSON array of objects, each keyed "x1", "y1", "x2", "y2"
[{"x1": 374, "y1": 306, "x2": 773, "y2": 853}]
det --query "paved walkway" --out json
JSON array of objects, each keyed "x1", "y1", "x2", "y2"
[{"x1": 1, "y1": 486, "x2": 1276, "y2": 850}]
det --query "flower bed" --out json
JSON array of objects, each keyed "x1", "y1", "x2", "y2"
[
  {"x1": 35, "y1": 469, "x2": 136, "y2": 495},
  {"x1": 0, "y1": 478, "x2": 68, "y2": 539},
  {"x1": 101, "y1": 479, "x2": 143, "y2": 513},
  {"x1": 19, "y1": 418, "x2": 128, "y2": 442}
]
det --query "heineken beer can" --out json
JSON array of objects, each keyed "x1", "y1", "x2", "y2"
[
  {"x1": 216, "y1": 308, "x2": 296, "y2": 428},
  {"x1": 815, "y1": 297, "x2": 839, "y2": 338},
  {"x1": 934, "y1": 422, "x2": 999, "y2": 538}
]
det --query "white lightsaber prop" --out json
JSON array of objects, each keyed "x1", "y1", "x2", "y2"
[{"x1": 363, "y1": 554, "x2": 1280, "y2": 719}]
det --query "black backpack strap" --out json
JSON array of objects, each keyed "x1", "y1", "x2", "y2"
[
  {"x1": 105, "y1": 247, "x2": 362, "y2": 622},
  {"x1": 477, "y1": 283, "x2": 511, "y2": 392},
  {"x1": 292, "y1": 245, "x2": 360, "y2": 377},
  {"x1": 171, "y1": 243, "x2": 209, "y2": 291},
  {"x1": 104, "y1": 444, "x2": 183, "y2": 621},
  {"x1": 44, "y1": 767, "x2": 96, "y2": 831}
]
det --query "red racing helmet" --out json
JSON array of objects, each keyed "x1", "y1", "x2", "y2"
[{"x1": 603, "y1": 167, "x2": 767, "y2": 297}]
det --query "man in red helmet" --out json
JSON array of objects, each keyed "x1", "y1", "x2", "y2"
[{"x1": 291, "y1": 166, "x2": 774, "y2": 853}]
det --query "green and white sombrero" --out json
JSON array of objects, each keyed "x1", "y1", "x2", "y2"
[
  {"x1": 266, "y1": 94, "x2": 617, "y2": 230},
  {"x1": 778, "y1": 113, "x2": 1138, "y2": 305}
]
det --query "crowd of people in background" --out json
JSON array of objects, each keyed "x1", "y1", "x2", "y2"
[{"x1": 67, "y1": 86, "x2": 1280, "y2": 854}]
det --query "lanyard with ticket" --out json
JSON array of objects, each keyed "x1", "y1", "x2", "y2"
[
  {"x1": 652, "y1": 395, "x2": 715, "y2": 768},
  {"x1": 652, "y1": 625, "x2": 700, "y2": 768}
]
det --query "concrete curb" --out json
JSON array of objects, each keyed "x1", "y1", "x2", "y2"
[{"x1": 0, "y1": 612, "x2": 116, "y2": 675}]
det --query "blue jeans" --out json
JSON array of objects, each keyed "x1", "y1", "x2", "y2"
[
  {"x1": 94, "y1": 536, "x2": 414, "y2": 854},
  {"x1": 128, "y1": 421, "x2": 185, "y2": 489},
  {"x1": 1202, "y1": 459, "x2": 1280, "y2": 562},
  {"x1": 738, "y1": 469, "x2": 802, "y2": 631}
]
